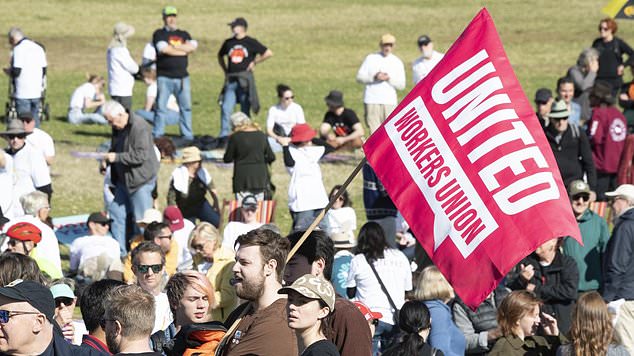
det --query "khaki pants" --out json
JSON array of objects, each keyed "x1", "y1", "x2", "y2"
[
  {"x1": 364, "y1": 103, "x2": 396, "y2": 134},
  {"x1": 615, "y1": 300, "x2": 634, "y2": 355}
]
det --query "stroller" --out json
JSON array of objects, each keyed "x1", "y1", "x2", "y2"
[{"x1": 5, "y1": 72, "x2": 50, "y2": 123}]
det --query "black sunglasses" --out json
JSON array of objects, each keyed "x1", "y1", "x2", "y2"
[
  {"x1": 372, "y1": 319, "x2": 379, "y2": 326},
  {"x1": 55, "y1": 297, "x2": 75, "y2": 308},
  {"x1": 7, "y1": 134, "x2": 26, "y2": 139},
  {"x1": 134, "y1": 264, "x2": 163, "y2": 274},
  {"x1": 572, "y1": 194, "x2": 590, "y2": 202}
]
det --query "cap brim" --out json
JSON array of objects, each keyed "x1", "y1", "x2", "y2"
[{"x1": 605, "y1": 191, "x2": 619, "y2": 197}]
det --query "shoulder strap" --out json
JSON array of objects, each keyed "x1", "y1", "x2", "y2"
[
  {"x1": 364, "y1": 255, "x2": 398, "y2": 311},
  {"x1": 570, "y1": 123, "x2": 579, "y2": 139}
]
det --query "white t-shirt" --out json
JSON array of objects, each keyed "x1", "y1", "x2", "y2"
[
  {"x1": 172, "y1": 219, "x2": 195, "y2": 271},
  {"x1": 287, "y1": 146, "x2": 329, "y2": 212},
  {"x1": 107, "y1": 46, "x2": 139, "y2": 97},
  {"x1": 346, "y1": 249, "x2": 412, "y2": 324},
  {"x1": 222, "y1": 221, "x2": 263, "y2": 252},
  {"x1": 412, "y1": 50, "x2": 444, "y2": 84},
  {"x1": 69, "y1": 234, "x2": 120, "y2": 272},
  {"x1": 326, "y1": 207, "x2": 357, "y2": 241},
  {"x1": 9, "y1": 142, "x2": 51, "y2": 201},
  {"x1": 0, "y1": 153, "x2": 16, "y2": 217},
  {"x1": 26, "y1": 128, "x2": 55, "y2": 176},
  {"x1": 2, "y1": 215, "x2": 62, "y2": 272},
  {"x1": 69, "y1": 82, "x2": 96, "y2": 111},
  {"x1": 153, "y1": 292, "x2": 174, "y2": 333},
  {"x1": 12, "y1": 38, "x2": 47, "y2": 99},
  {"x1": 266, "y1": 102, "x2": 305, "y2": 135},
  {"x1": 142, "y1": 43, "x2": 156, "y2": 64},
  {"x1": 147, "y1": 82, "x2": 179, "y2": 112},
  {"x1": 356, "y1": 52, "x2": 406, "y2": 105}
]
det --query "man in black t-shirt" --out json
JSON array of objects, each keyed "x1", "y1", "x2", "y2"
[
  {"x1": 320, "y1": 90, "x2": 365, "y2": 150},
  {"x1": 151, "y1": 6, "x2": 197, "y2": 140},
  {"x1": 217, "y1": 17, "x2": 273, "y2": 139}
]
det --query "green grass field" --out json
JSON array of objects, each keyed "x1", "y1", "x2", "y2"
[{"x1": 0, "y1": 0, "x2": 627, "y2": 233}]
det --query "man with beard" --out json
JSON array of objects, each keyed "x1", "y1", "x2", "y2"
[
  {"x1": 103, "y1": 284, "x2": 161, "y2": 355},
  {"x1": 219, "y1": 229, "x2": 297, "y2": 356}
]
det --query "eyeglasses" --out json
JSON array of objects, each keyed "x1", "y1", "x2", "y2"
[
  {"x1": 157, "y1": 234, "x2": 172, "y2": 240},
  {"x1": 7, "y1": 134, "x2": 26, "y2": 140},
  {"x1": 282, "y1": 96, "x2": 294, "y2": 100},
  {"x1": 134, "y1": 264, "x2": 163, "y2": 274},
  {"x1": 99, "y1": 318, "x2": 117, "y2": 329},
  {"x1": 572, "y1": 194, "x2": 590, "y2": 202},
  {"x1": 55, "y1": 297, "x2": 75, "y2": 308},
  {"x1": 0, "y1": 309, "x2": 41, "y2": 324}
]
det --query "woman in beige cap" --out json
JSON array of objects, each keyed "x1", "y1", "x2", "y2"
[
  {"x1": 167, "y1": 146, "x2": 219, "y2": 226},
  {"x1": 279, "y1": 274, "x2": 340, "y2": 356}
]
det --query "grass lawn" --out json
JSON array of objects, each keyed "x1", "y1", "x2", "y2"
[{"x1": 0, "y1": 0, "x2": 628, "y2": 233}]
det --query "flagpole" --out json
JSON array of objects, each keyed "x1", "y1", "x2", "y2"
[{"x1": 286, "y1": 157, "x2": 367, "y2": 262}]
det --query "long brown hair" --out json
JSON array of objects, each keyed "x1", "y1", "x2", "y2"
[
  {"x1": 497, "y1": 290, "x2": 541, "y2": 337},
  {"x1": 569, "y1": 291, "x2": 613, "y2": 356}
]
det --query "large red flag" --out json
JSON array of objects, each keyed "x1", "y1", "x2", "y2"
[{"x1": 363, "y1": 8, "x2": 582, "y2": 309}]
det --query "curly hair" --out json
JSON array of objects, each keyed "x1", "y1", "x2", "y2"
[{"x1": 569, "y1": 291, "x2": 613, "y2": 356}]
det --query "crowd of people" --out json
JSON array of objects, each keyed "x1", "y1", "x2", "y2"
[{"x1": 2, "y1": 5, "x2": 634, "y2": 356}]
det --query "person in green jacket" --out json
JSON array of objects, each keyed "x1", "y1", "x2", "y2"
[
  {"x1": 562, "y1": 180, "x2": 610, "y2": 292},
  {"x1": 489, "y1": 290, "x2": 565, "y2": 356}
]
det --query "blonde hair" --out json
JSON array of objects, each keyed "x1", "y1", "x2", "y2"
[
  {"x1": 414, "y1": 266, "x2": 454, "y2": 301},
  {"x1": 188, "y1": 222, "x2": 222, "y2": 250},
  {"x1": 105, "y1": 285, "x2": 155, "y2": 338},
  {"x1": 569, "y1": 292, "x2": 613, "y2": 356},
  {"x1": 166, "y1": 270, "x2": 217, "y2": 314}
]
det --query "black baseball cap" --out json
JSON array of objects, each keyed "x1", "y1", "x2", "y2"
[
  {"x1": 228, "y1": 17, "x2": 248, "y2": 28},
  {"x1": 0, "y1": 279, "x2": 56, "y2": 324},
  {"x1": 87, "y1": 212, "x2": 112, "y2": 225},
  {"x1": 417, "y1": 35, "x2": 432, "y2": 46}
]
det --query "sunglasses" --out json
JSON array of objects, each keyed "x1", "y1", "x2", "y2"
[
  {"x1": 0, "y1": 309, "x2": 41, "y2": 324},
  {"x1": 97, "y1": 221, "x2": 110, "y2": 226},
  {"x1": 191, "y1": 241, "x2": 208, "y2": 252},
  {"x1": 372, "y1": 319, "x2": 379, "y2": 326},
  {"x1": 7, "y1": 134, "x2": 26, "y2": 140},
  {"x1": 572, "y1": 194, "x2": 590, "y2": 202},
  {"x1": 157, "y1": 234, "x2": 172, "y2": 240},
  {"x1": 134, "y1": 264, "x2": 163, "y2": 274},
  {"x1": 55, "y1": 297, "x2": 75, "y2": 308}
]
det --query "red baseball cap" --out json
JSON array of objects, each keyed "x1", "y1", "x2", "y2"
[
  {"x1": 6, "y1": 222, "x2": 42, "y2": 244},
  {"x1": 353, "y1": 301, "x2": 383, "y2": 321},
  {"x1": 163, "y1": 206, "x2": 184, "y2": 231}
]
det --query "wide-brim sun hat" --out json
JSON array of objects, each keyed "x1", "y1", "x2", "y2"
[{"x1": 0, "y1": 119, "x2": 30, "y2": 137}]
